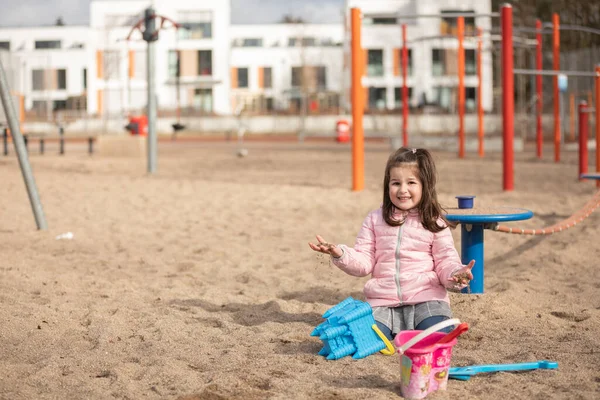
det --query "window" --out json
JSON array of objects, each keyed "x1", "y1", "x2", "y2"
[
  {"x1": 465, "y1": 49, "x2": 476, "y2": 76},
  {"x1": 178, "y1": 11, "x2": 212, "y2": 39},
  {"x1": 291, "y1": 67, "x2": 302, "y2": 87},
  {"x1": 433, "y1": 86, "x2": 453, "y2": 109},
  {"x1": 242, "y1": 38, "x2": 262, "y2": 47},
  {"x1": 168, "y1": 50, "x2": 179, "y2": 78},
  {"x1": 57, "y1": 69, "x2": 66, "y2": 90},
  {"x1": 465, "y1": 86, "x2": 476, "y2": 111},
  {"x1": 193, "y1": 88, "x2": 212, "y2": 112},
  {"x1": 265, "y1": 97, "x2": 274, "y2": 111},
  {"x1": 394, "y1": 87, "x2": 414, "y2": 108},
  {"x1": 372, "y1": 18, "x2": 396, "y2": 24},
  {"x1": 53, "y1": 100, "x2": 67, "y2": 111},
  {"x1": 288, "y1": 37, "x2": 316, "y2": 47},
  {"x1": 0, "y1": 41, "x2": 9, "y2": 50},
  {"x1": 316, "y1": 67, "x2": 326, "y2": 88},
  {"x1": 432, "y1": 49, "x2": 446, "y2": 76},
  {"x1": 237, "y1": 68, "x2": 248, "y2": 88},
  {"x1": 198, "y1": 50, "x2": 212, "y2": 76},
  {"x1": 440, "y1": 10, "x2": 475, "y2": 35},
  {"x1": 32, "y1": 69, "x2": 67, "y2": 90},
  {"x1": 32, "y1": 100, "x2": 47, "y2": 112},
  {"x1": 367, "y1": 49, "x2": 383, "y2": 77},
  {"x1": 263, "y1": 67, "x2": 272, "y2": 88},
  {"x1": 397, "y1": 48, "x2": 413, "y2": 76},
  {"x1": 35, "y1": 40, "x2": 61, "y2": 49},
  {"x1": 132, "y1": 51, "x2": 146, "y2": 80},
  {"x1": 103, "y1": 50, "x2": 120, "y2": 79},
  {"x1": 432, "y1": 48, "x2": 473, "y2": 76},
  {"x1": 104, "y1": 14, "x2": 138, "y2": 28},
  {"x1": 368, "y1": 87, "x2": 386, "y2": 110},
  {"x1": 291, "y1": 66, "x2": 326, "y2": 89},
  {"x1": 32, "y1": 70, "x2": 44, "y2": 91}
]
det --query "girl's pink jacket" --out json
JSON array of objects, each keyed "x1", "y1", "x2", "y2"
[{"x1": 331, "y1": 207, "x2": 463, "y2": 307}]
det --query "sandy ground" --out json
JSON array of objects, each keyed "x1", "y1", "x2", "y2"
[{"x1": 1, "y1": 137, "x2": 600, "y2": 399}]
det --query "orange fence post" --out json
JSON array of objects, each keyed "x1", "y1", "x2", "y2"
[
  {"x1": 501, "y1": 5, "x2": 514, "y2": 191},
  {"x1": 351, "y1": 8, "x2": 364, "y2": 192},
  {"x1": 552, "y1": 13, "x2": 560, "y2": 162},
  {"x1": 578, "y1": 101, "x2": 589, "y2": 180},
  {"x1": 477, "y1": 27, "x2": 484, "y2": 157},
  {"x1": 536, "y1": 19, "x2": 543, "y2": 159},
  {"x1": 402, "y1": 24, "x2": 408, "y2": 147},
  {"x1": 569, "y1": 94, "x2": 575, "y2": 142},
  {"x1": 457, "y1": 16, "x2": 465, "y2": 159},
  {"x1": 596, "y1": 65, "x2": 600, "y2": 187}
]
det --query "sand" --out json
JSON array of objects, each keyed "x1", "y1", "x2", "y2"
[{"x1": 1, "y1": 138, "x2": 599, "y2": 399}]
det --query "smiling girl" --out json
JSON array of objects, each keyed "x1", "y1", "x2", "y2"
[{"x1": 309, "y1": 147, "x2": 474, "y2": 341}]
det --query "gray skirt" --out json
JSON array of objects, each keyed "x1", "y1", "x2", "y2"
[{"x1": 372, "y1": 301, "x2": 452, "y2": 336}]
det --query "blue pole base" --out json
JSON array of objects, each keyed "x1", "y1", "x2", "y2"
[{"x1": 460, "y1": 224, "x2": 485, "y2": 294}]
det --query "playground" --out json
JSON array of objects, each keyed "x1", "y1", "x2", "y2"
[{"x1": 1, "y1": 139, "x2": 599, "y2": 399}]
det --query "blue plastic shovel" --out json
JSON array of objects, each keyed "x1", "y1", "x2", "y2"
[{"x1": 449, "y1": 360, "x2": 558, "y2": 381}]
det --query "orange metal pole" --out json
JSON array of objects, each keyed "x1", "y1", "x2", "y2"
[
  {"x1": 552, "y1": 13, "x2": 560, "y2": 162},
  {"x1": 501, "y1": 5, "x2": 514, "y2": 191},
  {"x1": 477, "y1": 27, "x2": 484, "y2": 157},
  {"x1": 578, "y1": 101, "x2": 588, "y2": 180},
  {"x1": 350, "y1": 8, "x2": 364, "y2": 192},
  {"x1": 569, "y1": 94, "x2": 575, "y2": 142},
  {"x1": 402, "y1": 24, "x2": 408, "y2": 147},
  {"x1": 536, "y1": 19, "x2": 543, "y2": 159},
  {"x1": 596, "y1": 65, "x2": 600, "y2": 187},
  {"x1": 457, "y1": 16, "x2": 465, "y2": 159},
  {"x1": 19, "y1": 95, "x2": 25, "y2": 124}
]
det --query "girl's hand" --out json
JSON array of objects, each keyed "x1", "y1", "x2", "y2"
[
  {"x1": 308, "y1": 235, "x2": 343, "y2": 258},
  {"x1": 448, "y1": 260, "x2": 475, "y2": 289}
]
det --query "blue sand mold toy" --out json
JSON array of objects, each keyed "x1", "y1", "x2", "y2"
[{"x1": 311, "y1": 297, "x2": 387, "y2": 360}]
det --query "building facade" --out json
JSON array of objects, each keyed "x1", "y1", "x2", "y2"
[{"x1": 0, "y1": 0, "x2": 493, "y2": 124}]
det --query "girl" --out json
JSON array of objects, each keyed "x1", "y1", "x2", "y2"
[{"x1": 309, "y1": 147, "x2": 474, "y2": 341}]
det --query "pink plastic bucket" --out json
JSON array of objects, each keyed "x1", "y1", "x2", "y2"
[{"x1": 393, "y1": 319, "x2": 459, "y2": 400}]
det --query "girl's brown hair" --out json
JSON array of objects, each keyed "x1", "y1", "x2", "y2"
[{"x1": 382, "y1": 147, "x2": 456, "y2": 232}]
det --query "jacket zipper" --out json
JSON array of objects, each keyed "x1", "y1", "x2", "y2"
[{"x1": 394, "y1": 224, "x2": 403, "y2": 304}]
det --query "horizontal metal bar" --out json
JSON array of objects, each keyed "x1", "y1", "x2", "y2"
[
  {"x1": 542, "y1": 23, "x2": 600, "y2": 36},
  {"x1": 513, "y1": 69, "x2": 599, "y2": 77},
  {"x1": 363, "y1": 12, "x2": 499, "y2": 20}
]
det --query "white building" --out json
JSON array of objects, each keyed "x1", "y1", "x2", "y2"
[
  {"x1": 346, "y1": 0, "x2": 493, "y2": 112},
  {"x1": 229, "y1": 24, "x2": 344, "y2": 114},
  {"x1": 0, "y1": 0, "x2": 493, "y2": 125},
  {"x1": 0, "y1": 25, "x2": 89, "y2": 121},
  {"x1": 89, "y1": 0, "x2": 231, "y2": 116}
]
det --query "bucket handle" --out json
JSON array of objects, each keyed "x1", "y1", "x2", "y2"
[{"x1": 396, "y1": 318, "x2": 460, "y2": 355}]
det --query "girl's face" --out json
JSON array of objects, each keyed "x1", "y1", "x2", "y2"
[{"x1": 388, "y1": 164, "x2": 422, "y2": 211}]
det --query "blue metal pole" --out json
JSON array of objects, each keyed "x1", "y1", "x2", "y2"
[{"x1": 460, "y1": 223, "x2": 484, "y2": 294}]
